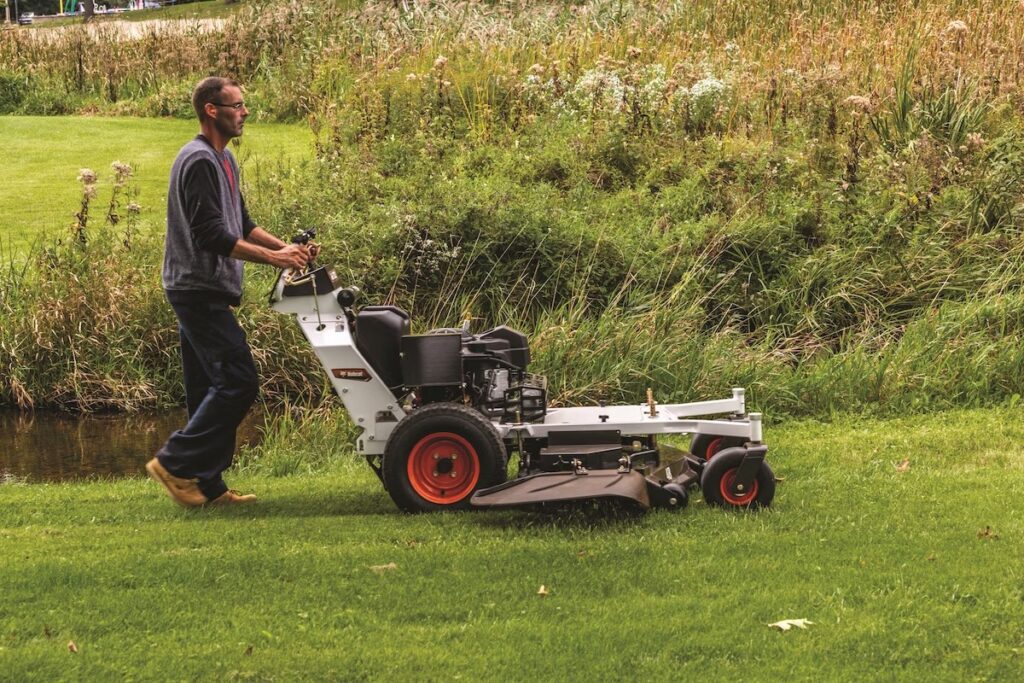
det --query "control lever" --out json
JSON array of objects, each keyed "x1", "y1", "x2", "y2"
[
  {"x1": 290, "y1": 227, "x2": 319, "y2": 271},
  {"x1": 291, "y1": 227, "x2": 317, "y2": 245}
]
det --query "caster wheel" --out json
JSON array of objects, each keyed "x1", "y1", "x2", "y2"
[{"x1": 700, "y1": 447, "x2": 775, "y2": 510}]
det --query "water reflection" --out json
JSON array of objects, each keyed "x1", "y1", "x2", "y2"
[{"x1": 0, "y1": 410, "x2": 264, "y2": 483}]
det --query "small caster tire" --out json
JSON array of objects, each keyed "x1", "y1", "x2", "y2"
[
  {"x1": 700, "y1": 447, "x2": 775, "y2": 510},
  {"x1": 662, "y1": 483, "x2": 689, "y2": 510}
]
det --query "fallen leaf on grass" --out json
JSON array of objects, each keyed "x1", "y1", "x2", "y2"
[
  {"x1": 978, "y1": 526, "x2": 999, "y2": 540},
  {"x1": 244, "y1": 645, "x2": 253, "y2": 656},
  {"x1": 369, "y1": 562, "x2": 398, "y2": 573},
  {"x1": 768, "y1": 619, "x2": 813, "y2": 632},
  {"x1": 67, "y1": 641, "x2": 78, "y2": 654},
  {"x1": 896, "y1": 459, "x2": 910, "y2": 472},
  {"x1": 537, "y1": 585, "x2": 549, "y2": 597}
]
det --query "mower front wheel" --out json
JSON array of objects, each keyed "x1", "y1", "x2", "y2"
[
  {"x1": 700, "y1": 447, "x2": 775, "y2": 510},
  {"x1": 382, "y1": 402, "x2": 507, "y2": 513}
]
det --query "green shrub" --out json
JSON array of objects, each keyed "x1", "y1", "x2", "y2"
[{"x1": 0, "y1": 72, "x2": 28, "y2": 114}]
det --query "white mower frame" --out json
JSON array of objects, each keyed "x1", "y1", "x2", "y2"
[{"x1": 270, "y1": 273, "x2": 764, "y2": 455}]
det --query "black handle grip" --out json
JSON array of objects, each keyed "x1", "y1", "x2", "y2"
[{"x1": 291, "y1": 227, "x2": 317, "y2": 245}]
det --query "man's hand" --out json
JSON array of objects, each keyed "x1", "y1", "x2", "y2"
[
  {"x1": 228, "y1": 233, "x2": 316, "y2": 269},
  {"x1": 268, "y1": 244, "x2": 311, "y2": 270}
]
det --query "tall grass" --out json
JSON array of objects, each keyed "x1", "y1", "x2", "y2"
[
  {"x1": 3, "y1": 1, "x2": 1024, "y2": 419},
  {"x1": 5, "y1": 119, "x2": 1024, "y2": 418},
  {"x1": 2, "y1": 0, "x2": 1021, "y2": 132}
]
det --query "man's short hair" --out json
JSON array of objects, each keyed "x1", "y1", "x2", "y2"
[{"x1": 192, "y1": 77, "x2": 240, "y2": 122}]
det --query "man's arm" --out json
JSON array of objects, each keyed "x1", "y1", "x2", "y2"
[
  {"x1": 245, "y1": 225, "x2": 321, "y2": 261},
  {"x1": 230, "y1": 238, "x2": 309, "y2": 270},
  {"x1": 181, "y1": 166, "x2": 309, "y2": 270},
  {"x1": 245, "y1": 226, "x2": 288, "y2": 250}
]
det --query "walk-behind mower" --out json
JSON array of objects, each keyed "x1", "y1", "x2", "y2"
[{"x1": 269, "y1": 231, "x2": 775, "y2": 514}]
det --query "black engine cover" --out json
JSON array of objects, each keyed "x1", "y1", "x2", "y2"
[
  {"x1": 401, "y1": 334, "x2": 463, "y2": 386},
  {"x1": 480, "y1": 326, "x2": 530, "y2": 370},
  {"x1": 354, "y1": 306, "x2": 410, "y2": 394}
]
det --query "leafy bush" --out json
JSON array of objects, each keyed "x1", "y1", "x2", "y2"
[{"x1": 0, "y1": 73, "x2": 28, "y2": 114}]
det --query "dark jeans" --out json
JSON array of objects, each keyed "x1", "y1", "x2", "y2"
[{"x1": 157, "y1": 300, "x2": 259, "y2": 501}]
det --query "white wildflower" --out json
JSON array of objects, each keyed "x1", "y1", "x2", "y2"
[
  {"x1": 944, "y1": 20, "x2": 969, "y2": 35},
  {"x1": 686, "y1": 76, "x2": 729, "y2": 130},
  {"x1": 636, "y1": 63, "x2": 669, "y2": 114},
  {"x1": 559, "y1": 67, "x2": 626, "y2": 120},
  {"x1": 523, "y1": 72, "x2": 557, "y2": 106},
  {"x1": 844, "y1": 95, "x2": 872, "y2": 112},
  {"x1": 77, "y1": 168, "x2": 97, "y2": 185},
  {"x1": 690, "y1": 76, "x2": 727, "y2": 100},
  {"x1": 690, "y1": 77, "x2": 727, "y2": 105},
  {"x1": 433, "y1": 55, "x2": 448, "y2": 70},
  {"x1": 111, "y1": 161, "x2": 133, "y2": 184}
]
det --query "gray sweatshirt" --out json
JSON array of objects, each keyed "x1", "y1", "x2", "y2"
[{"x1": 162, "y1": 135, "x2": 256, "y2": 306}]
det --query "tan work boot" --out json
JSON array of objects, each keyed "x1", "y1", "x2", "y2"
[
  {"x1": 207, "y1": 490, "x2": 258, "y2": 506},
  {"x1": 145, "y1": 458, "x2": 206, "y2": 508}
]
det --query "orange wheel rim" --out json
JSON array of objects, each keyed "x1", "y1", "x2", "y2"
[
  {"x1": 704, "y1": 437, "x2": 724, "y2": 460},
  {"x1": 407, "y1": 432, "x2": 481, "y2": 505},
  {"x1": 720, "y1": 468, "x2": 758, "y2": 506}
]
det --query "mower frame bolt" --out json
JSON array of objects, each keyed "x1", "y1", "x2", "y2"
[
  {"x1": 433, "y1": 471, "x2": 439, "y2": 477},
  {"x1": 736, "y1": 484, "x2": 745, "y2": 492},
  {"x1": 433, "y1": 454, "x2": 439, "y2": 460},
  {"x1": 451, "y1": 454, "x2": 458, "y2": 460},
  {"x1": 450, "y1": 472, "x2": 457, "y2": 478}
]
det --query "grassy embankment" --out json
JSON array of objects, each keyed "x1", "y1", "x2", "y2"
[
  {"x1": 2, "y1": 0, "x2": 1024, "y2": 420},
  {"x1": 0, "y1": 116, "x2": 312, "y2": 256},
  {"x1": 3, "y1": 408, "x2": 1024, "y2": 680}
]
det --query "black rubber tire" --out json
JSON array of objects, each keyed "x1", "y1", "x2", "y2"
[
  {"x1": 382, "y1": 402, "x2": 507, "y2": 513},
  {"x1": 689, "y1": 433, "x2": 746, "y2": 461},
  {"x1": 662, "y1": 483, "x2": 690, "y2": 511},
  {"x1": 700, "y1": 447, "x2": 775, "y2": 510}
]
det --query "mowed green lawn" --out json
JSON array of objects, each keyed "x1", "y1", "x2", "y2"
[
  {"x1": 2, "y1": 408, "x2": 1024, "y2": 680},
  {"x1": 0, "y1": 115, "x2": 313, "y2": 258}
]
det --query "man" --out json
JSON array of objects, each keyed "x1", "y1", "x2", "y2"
[{"x1": 146, "y1": 76, "x2": 311, "y2": 508}]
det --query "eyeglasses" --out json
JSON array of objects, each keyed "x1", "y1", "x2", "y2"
[{"x1": 211, "y1": 101, "x2": 246, "y2": 111}]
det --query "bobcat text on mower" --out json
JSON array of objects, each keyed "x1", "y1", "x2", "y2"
[{"x1": 270, "y1": 229, "x2": 775, "y2": 513}]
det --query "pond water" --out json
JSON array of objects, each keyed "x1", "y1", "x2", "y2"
[{"x1": 0, "y1": 410, "x2": 265, "y2": 483}]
